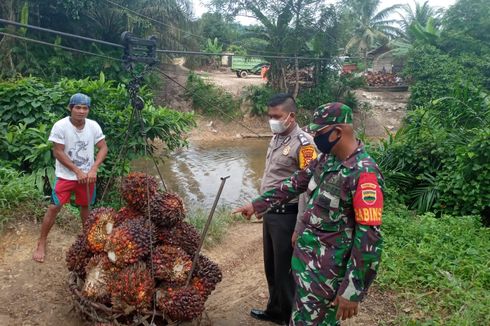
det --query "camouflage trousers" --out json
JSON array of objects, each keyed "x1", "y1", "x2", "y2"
[{"x1": 289, "y1": 286, "x2": 340, "y2": 326}]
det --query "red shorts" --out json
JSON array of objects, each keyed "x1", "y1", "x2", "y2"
[{"x1": 51, "y1": 178, "x2": 96, "y2": 206}]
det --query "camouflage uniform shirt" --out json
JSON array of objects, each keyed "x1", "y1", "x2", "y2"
[{"x1": 252, "y1": 142, "x2": 384, "y2": 302}]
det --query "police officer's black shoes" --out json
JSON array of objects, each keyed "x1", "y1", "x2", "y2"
[{"x1": 250, "y1": 309, "x2": 287, "y2": 325}]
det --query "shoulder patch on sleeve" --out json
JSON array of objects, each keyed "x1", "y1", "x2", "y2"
[
  {"x1": 298, "y1": 133, "x2": 310, "y2": 146},
  {"x1": 298, "y1": 144, "x2": 317, "y2": 169},
  {"x1": 353, "y1": 172, "x2": 383, "y2": 225}
]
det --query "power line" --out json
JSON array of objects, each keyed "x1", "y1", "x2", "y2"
[
  {"x1": 0, "y1": 18, "x2": 124, "y2": 49},
  {"x1": 0, "y1": 30, "x2": 261, "y2": 136},
  {"x1": 101, "y1": 0, "x2": 293, "y2": 57},
  {"x1": 0, "y1": 31, "x2": 123, "y2": 61},
  {"x1": 0, "y1": 18, "x2": 333, "y2": 61},
  {"x1": 156, "y1": 48, "x2": 332, "y2": 61},
  {"x1": 154, "y1": 68, "x2": 261, "y2": 136}
]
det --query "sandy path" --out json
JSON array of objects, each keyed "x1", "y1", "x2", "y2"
[{"x1": 0, "y1": 221, "x2": 397, "y2": 325}]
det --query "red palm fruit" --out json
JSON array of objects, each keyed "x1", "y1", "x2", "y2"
[
  {"x1": 193, "y1": 255, "x2": 222, "y2": 295},
  {"x1": 121, "y1": 172, "x2": 158, "y2": 210},
  {"x1": 86, "y1": 207, "x2": 116, "y2": 253},
  {"x1": 190, "y1": 277, "x2": 209, "y2": 298},
  {"x1": 152, "y1": 245, "x2": 192, "y2": 285},
  {"x1": 109, "y1": 262, "x2": 154, "y2": 311},
  {"x1": 146, "y1": 192, "x2": 185, "y2": 228},
  {"x1": 156, "y1": 286, "x2": 205, "y2": 321},
  {"x1": 82, "y1": 254, "x2": 110, "y2": 302},
  {"x1": 66, "y1": 234, "x2": 93, "y2": 278},
  {"x1": 114, "y1": 206, "x2": 142, "y2": 226},
  {"x1": 157, "y1": 221, "x2": 200, "y2": 256},
  {"x1": 104, "y1": 218, "x2": 154, "y2": 267}
]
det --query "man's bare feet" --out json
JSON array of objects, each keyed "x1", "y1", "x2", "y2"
[{"x1": 32, "y1": 240, "x2": 46, "y2": 263}]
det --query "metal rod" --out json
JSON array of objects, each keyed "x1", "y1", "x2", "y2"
[{"x1": 186, "y1": 175, "x2": 230, "y2": 286}]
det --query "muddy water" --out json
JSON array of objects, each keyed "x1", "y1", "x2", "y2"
[{"x1": 133, "y1": 139, "x2": 270, "y2": 208}]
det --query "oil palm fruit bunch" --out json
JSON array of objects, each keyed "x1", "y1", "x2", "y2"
[
  {"x1": 146, "y1": 192, "x2": 185, "y2": 228},
  {"x1": 157, "y1": 220, "x2": 200, "y2": 256},
  {"x1": 109, "y1": 262, "x2": 154, "y2": 311},
  {"x1": 156, "y1": 286, "x2": 205, "y2": 321},
  {"x1": 114, "y1": 206, "x2": 142, "y2": 226},
  {"x1": 194, "y1": 255, "x2": 222, "y2": 295},
  {"x1": 190, "y1": 277, "x2": 209, "y2": 298},
  {"x1": 82, "y1": 254, "x2": 110, "y2": 302},
  {"x1": 66, "y1": 234, "x2": 93, "y2": 278},
  {"x1": 104, "y1": 218, "x2": 154, "y2": 267},
  {"x1": 121, "y1": 172, "x2": 158, "y2": 210},
  {"x1": 86, "y1": 207, "x2": 116, "y2": 253},
  {"x1": 152, "y1": 245, "x2": 192, "y2": 285}
]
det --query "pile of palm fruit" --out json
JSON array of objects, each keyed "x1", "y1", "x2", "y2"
[{"x1": 66, "y1": 172, "x2": 222, "y2": 323}]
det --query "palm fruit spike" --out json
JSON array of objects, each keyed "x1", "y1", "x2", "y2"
[
  {"x1": 66, "y1": 234, "x2": 93, "y2": 278},
  {"x1": 86, "y1": 207, "x2": 116, "y2": 253},
  {"x1": 193, "y1": 255, "x2": 222, "y2": 295},
  {"x1": 114, "y1": 206, "x2": 142, "y2": 226},
  {"x1": 82, "y1": 254, "x2": 110, "y2": 302},
  {"x1": 109, "y1": 262, "x2": 154, "y2": 312},
  {"x1": 146, "y1": 192, "x2": 185, "y2": 228},
  {"x1": 152, "y1": 245, "x2": 192, "y2": 285},
  {"x1": 156, "y1": 286, "x2": 205, "y2": 321},
  {"x1": 121, "y1": 172, "x2": 158, "y2": 210},
  {"x1": 157, "y1": 220, "x2": 200, "y2": 255},
  {"x1": 104, "y1": 218, "x2": 154, "y2": 267}
]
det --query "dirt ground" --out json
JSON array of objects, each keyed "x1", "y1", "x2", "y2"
[
  {"x1": 200, "y1": 70, "x2": 266, "y2": 97},
  {"x1": 0, "y1": 220, "x2": 398, "y2": 326},
  {"x1": 155, "y1": 64, "x2": 408, "y2": 142}
]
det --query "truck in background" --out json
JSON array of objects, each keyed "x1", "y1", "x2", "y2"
[{"x1": 231, "y1": 56, "x2": 270, "y2": 78}]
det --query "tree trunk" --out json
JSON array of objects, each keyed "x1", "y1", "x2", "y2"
[{"x1": 293, "y1": 56, "x2": 299, "y2": 98}]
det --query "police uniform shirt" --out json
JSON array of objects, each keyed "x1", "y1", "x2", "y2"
[{"x1": 260, "y1": 124, "x2": 317, "y2": 203}]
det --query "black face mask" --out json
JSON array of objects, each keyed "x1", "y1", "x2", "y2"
[{"x1": 314, "y1": 128, "x2": 340, "y2": 154}]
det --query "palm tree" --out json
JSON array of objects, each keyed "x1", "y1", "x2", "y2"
[
  {"x1": 398, "y1": 0, "x2": 443, "y2": 31},
  {"x1": 344, "y1": 0, "x2": 402, "y2": 63},
  {"x1": 385, "y1": 1, "x2": 443, "y2": 58}
]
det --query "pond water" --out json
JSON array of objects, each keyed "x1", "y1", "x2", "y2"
[{"x1": 132, "y1": 139, "x2": 270, "y2": 209}]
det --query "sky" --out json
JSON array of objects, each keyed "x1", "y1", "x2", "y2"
[{"x1": 192, "y1": 0, "x2": 457, "y2": 24}]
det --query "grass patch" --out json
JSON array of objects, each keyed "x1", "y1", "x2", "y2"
[
  {"x1": 184, "y1": 72, "x2": 240, "y2": 119},
  {"x1": 0, "y1": 168, "x2": 45, "y2": 230},
  {"x1": 186, "y1": 206, "x2": 236, "y2": 248},
  {"x1": 379, "y1": 200, "x2": 490, "y2": 325}
]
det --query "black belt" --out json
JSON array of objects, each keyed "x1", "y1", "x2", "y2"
[{"x1": 270, "y1": 203, "x2": 298, "y2": 215}]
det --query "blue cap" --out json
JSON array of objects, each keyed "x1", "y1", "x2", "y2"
[{"x1": 69, "y1": 93, "x2": 91, "y2": 107}]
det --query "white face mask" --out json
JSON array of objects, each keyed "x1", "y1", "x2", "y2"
[{"x1": 269, "y1": 113, "x2": 291, "y2": 134}]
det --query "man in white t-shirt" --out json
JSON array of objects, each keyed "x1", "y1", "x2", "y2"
[{"x1": 32, "y1": 93, "x2": 108, "y2": 263}]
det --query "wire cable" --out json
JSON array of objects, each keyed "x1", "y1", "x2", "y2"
[
  {"x1": 0, "y1": 31, "x2": 123, "y2": 61},
  {"x1": 154, "y1": 68, "x2": 261, "y2": 136},
  {"x1": 102, "y1": 0, "x2": 299, "y2": 58},
  {"x1": 0, "y1": 18, "x2": 334, "y2": 61},
  {"x1": 0, "y1": 18, "x2": 124, "y2": 49},
  {"x1": 1, "y1": 29, "x2": 263, "y2": 137}
]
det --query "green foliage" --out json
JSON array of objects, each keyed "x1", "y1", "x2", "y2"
[
  {"x1": 0, "y1": 0, "x2": 198, "y2": 80},
  {"x1": 242, "y1": 85, "x2": 274, "y2": 116},
  {"x1": 226, "y1": 44, "x2": 247, "y2": 56},
  {"x1": 379, "y1": 200, "x2": 490, "y2": 325},
  {"x1": 0, "y1": 74, "x2": 195, "y2": 202},
  {"x1": 186, "y1": 206, "x2": 236, "y2": 248},
  {"x1": 296, "y1": 72, "x2": 365, "y2": 112},
  {"x1": 0, "y1": 167, "x2": 45, "y2": 229},
  {"x1": 0, "y1": 168, "x2": 43, "y2": 210},
  {"x1": 372, "y1": 83, "x2": 489, "y2": 215},
  {"x1": 404, "y1": 45, "x2": 463, "y2": 108},
  {"x1": 184, "y1": 72, "x2": 239, "y2": 119}
]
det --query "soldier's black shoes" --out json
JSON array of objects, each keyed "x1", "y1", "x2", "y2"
[{"x1": 250, "y1": 309, "x2": 287, "y2": 325}]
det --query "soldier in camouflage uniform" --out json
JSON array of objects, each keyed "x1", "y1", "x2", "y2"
[{"x1": 235, "y1": 103, "x2": 384, "y2": 325}]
